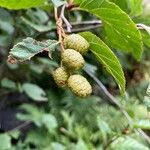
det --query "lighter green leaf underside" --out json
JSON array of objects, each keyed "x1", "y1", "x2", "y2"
[
  {"x1": 80, "y1": 32, "x2": 125, "y2": 94},
  {"x1": 8, "y1": 37, "x2": 59, "y2": 63},
  {"x1": 80, "y1": 0, "x2": 143, "y2": 60},
  {"x1": 22, "y1": 83, "x2": 48, "y2": 101}
]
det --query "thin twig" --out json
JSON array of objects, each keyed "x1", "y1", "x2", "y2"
[
  {"x1": 137, "y1": 23, "x2": 150, "y2": 34},
  {"x1": 6, "y1": 121, "x2": 31, "y2": 133},
  {"x1": 84, "y1": 67, "x2": 150, "y2": 144},
  {"x1": 70, "y1": 20, "x2": 102, "y2": 26},
  {"x1": 84, "y1": 68, "x2": 132, "y2": 124},
  {"x1": 60, "y1": 4, "x2": 72, "y2": 32},
  {"x1": 54, "y1": 7, "x2": 65, "y2": 51},
  {"x1": 66, "y1": 24, "x2": 101, "y2": 33}
]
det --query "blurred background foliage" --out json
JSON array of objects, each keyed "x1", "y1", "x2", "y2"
[{"x1": 0, "y1": 0, "x2": 150, "y2": 149}]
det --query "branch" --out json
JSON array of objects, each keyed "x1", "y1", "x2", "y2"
[
  {"x1": 137, "y1": 23, "x2": 150, "y2": 35},
  {"x1": 70, "y1": 20, "x2": 102, "y2": 26},
  {"x1": 66, "y1": 24, "x2": 101, "y2": 33},
  {"x1": 6, "y1": 121, "x2": 31, "y2": 133},
  {"x1": 84, "y1": 67, "x2": 150, "y2": 144},
  {"x1": 54, "y1": 7, "x2": 65, "y2": 51},
  {"x1": 60, "y1": 4, "x2": 72, "y2": 32}
]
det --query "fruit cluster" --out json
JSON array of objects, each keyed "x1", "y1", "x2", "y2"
[{"x1": 53, "y1": 34, "x2": 92, "y2": 98}]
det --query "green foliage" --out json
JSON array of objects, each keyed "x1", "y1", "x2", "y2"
[
  {"x1": 0, "y1": 0, "x2": 150, "y2": 149},
  {"x1": 8, "y1": 38, "x2": 59, "y2": 63},
  {"x1": 0, "y1": 0, "x2": 47, "y2": 9},
  {"x1": 80, "y1": 32, "x2": 125, "y2": 93},
  {"x1": 0, "y1": 8, "x2": 14, "y2": 47},
  {"x1": 21, "y1": 17, "x2": 56, "y2": 32},
  {"x1": 147, "y1": 84, "x2": 150, "y2": 96},
  {"x1": 1, "y1": 78, "x2": 16, "y2": 89},
  {"x1": 110, "y1": 137, "x2": 149, "y2": 150},
  {"x1": 0, "y1": 134, "x2": 11, "y2": 150},
  {"x1": 134, "y1": 120, "x2": 150, "y2": 130},
  {"x1": 129, "y1": 0, "x2": 143, "y2": 17},
  {"x1": 22, "y1": 83, "x2": 48, "y2": 101},
  {"x1": 80, "y1": 0, "x2": 143, "y2": 60}
]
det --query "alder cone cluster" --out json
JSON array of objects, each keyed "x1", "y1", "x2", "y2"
[{"x1": 53, "y1": 34, "x2": 92, "y2": 98}]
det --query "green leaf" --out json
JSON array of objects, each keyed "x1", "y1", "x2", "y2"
[
  {"x1": 129, "y1": 0, "x2": 143, "y2": 17},
  {"x1": 97, "y1": 119, "x2": 111, "y2": 143},
  {"x1": 22, "y1": 83, "x2": 48, "y2": 101},
  {"x1": 8, "y1": 37, "x2": 59, "y2": 63},
  {"x1": 134, "y1": 120, "x2": 150, "y2": 130},
  {"x1": 21, "y1": 17, "x2": 56, "y2": 32},
  {"x1": 0, "y1": 8, "x2": 14, "y2": 47},
  {"x1": 109, "y1": 0, "x2": 128, "y2": 12},
  {"x1": 80, "y1": 32, "x2": 125, "y2": 94},
  {"x1": 110, "y1": 137, "x2": 149, "y2": 150},
  {"x1": 17, "y1": 104, "x2": 43, "y2": 126},
  {"x1": 80, "y1": 0, "x2": 143, "y2": 60},
  {"x1": 25, "y1": 130, "x2": 51, "y2": 147},
  {"x1": 51, "y1": 0, "x2": 66, "y2": 7},
  {"x1": 75, "y1": 139, "x2": 88, "y2": 150},
  {"x1": 141, "y1": 31, "x2": 150, "y2": 48},
  {"x1": 147, "y1": 84, "x2": 150, "y2": 96},
  {"x1": 144, "y1": 96, "x2": 150, "y2": 108},
  {"x1": 0, "y1": 0, "x2": 46, "y2": 9},
  {"x1": 8, "y1": 130, "x2": 20, "y2": 139},
  {"x1": 0, "y1": 134, "x2": 11, "y2": 150},
  {"x1": 73, "y1": 0, "x2": 85, "y2": 5},
  {"x1": 42, "y1": 114, "x2": 58, "y2": 132},
  {"x1": 1, "y1": 78, "x2": 16, "y2": 89},
  {"x1": 51, "y1": 142, "x2": 65, "y2": 150}
]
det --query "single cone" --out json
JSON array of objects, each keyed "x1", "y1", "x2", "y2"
[
  {"x1": 61, "y1": 49, "x2": 85, "y2": 71},
  {"x1": 53, "y1": 67, "x2": 69, "y2": 88},
  {"x1": 68, "y1": 74, "x2": 92, "y2": 97},
  {"x1": 63, "y1": 34, "x2": 89, "y2": 54}
]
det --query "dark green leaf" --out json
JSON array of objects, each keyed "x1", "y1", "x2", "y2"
[
  {"x1": 80, "y1": 0, "x2": 143, "y2": 60},
  {"x1": 8, "y1": 37, "x2": 59, "y2": 63},
  {"x1": 80, "y1": 32, "x2": 125, "y2": 94}
]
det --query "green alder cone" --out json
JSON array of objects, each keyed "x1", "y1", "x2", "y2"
[
  {"x1": 53, "y1": 67, "x2": 70, "y2": 88},
  {"x1": 68, "y1": 74, "x2": 92, "y2": 98},
  {"x1": 63, "y1": 34, "x2": 90, "y2": 54},
  {"x1": 61, "y1": 49, "x2": 85, "y2": 71}
]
